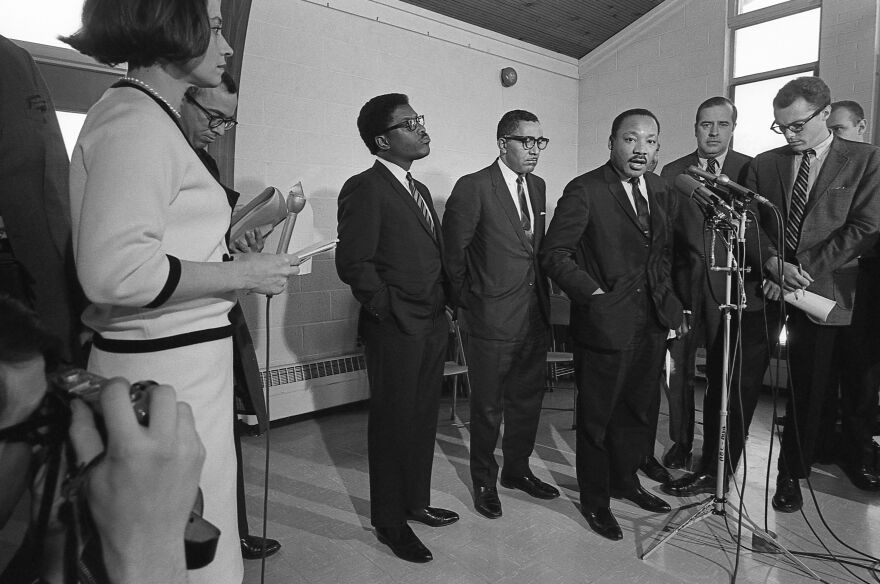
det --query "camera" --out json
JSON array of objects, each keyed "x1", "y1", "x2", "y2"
[{"x1": 0, "y1": 368, "x2": 221, "y2": 571}]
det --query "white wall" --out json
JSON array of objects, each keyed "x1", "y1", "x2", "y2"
[
  {"x1": 234, "y1": 0, "x2": 579, "y2": 370},
  {"x1": 577, "y1": 0, "x2": 729, "y2": 176}
]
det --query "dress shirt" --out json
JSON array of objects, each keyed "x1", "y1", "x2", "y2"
[
  {"x1": 376, "y1": 156, "x2": 414, "y2": 191},
  {"x1": 697, "y1": 149, "x2": 728, "y2": 175},
  {"x1": 619, "y1": 174, "x2": 650, "y2": 216},
  {"x1": 497, "y1": 158, "x2": 535, "y2": 236},
  {"x1": 790, "y1": 131, "x2": 833, "y2": 201}
]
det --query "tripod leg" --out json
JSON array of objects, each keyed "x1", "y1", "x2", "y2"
[
  {"x1": 640, "y1": 496, "x2": 715, "y2": 560},
  {"x1": 735, "y1": 513, "x2": 824, "y2": 581}
]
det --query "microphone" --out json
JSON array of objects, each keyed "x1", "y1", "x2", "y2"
[
  {"x1": 686, "y1": 165, "x2": 717, "y2": 184},
  {"x1": 675, "y1": 174, "x2": 738, "y2": 221},
  {"x1": 716, "y1": 174, "x2": 776, "y2": 208},
  {"x1": 275, "y1": 183, "x2": 307, "y2": 255}
]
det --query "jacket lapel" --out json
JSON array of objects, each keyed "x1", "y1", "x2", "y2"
[
  {"x1": 604, "y1": 163, "x2": 644, "y2": 235},
  {"x1": 490, "y1": 162, "x2": 534, "y2": 253},
  {"x1": 805, "y1": 137, "x2": 848, "y2": 216},
  {"x1": 372, "y1": 160, "x2": 437, "y2": 244},
  {"x1": 776, "y1": 150, "x2": 795, "y2": 210}
]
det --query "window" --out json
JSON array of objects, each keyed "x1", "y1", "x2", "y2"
[
  {"x1": 728, "y1": 0, "x2": 821, "y2": 156},
  {"x1": 0, "y1": 1, "x2": 83, "y2": 48}
]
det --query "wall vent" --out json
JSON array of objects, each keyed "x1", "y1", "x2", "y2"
[{"x1": 262, "y1": 353, "x2": 366, "y2": 388}]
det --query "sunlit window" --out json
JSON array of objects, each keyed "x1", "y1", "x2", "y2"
[
  {"x1": 731, "y1": 73, "x2": 802, "y2": 156},
  {"x1": 56, "y1": 111, "x2": 87, "y2": 160},
  {"x1": 733, "y1": 9, "x2": 820, "y2": 78},
  {"x1": 728, "y1": 0, "x2": 820, "y2": 157},
  {"x1": 0, "y1": 1, "x2": 84, "y2": 48},
  {"x1": 738, "y1": 0, "x2": 790, "y2": 14}
]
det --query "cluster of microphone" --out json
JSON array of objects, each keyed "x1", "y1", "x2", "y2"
[{"x1": 674, "y1": 166, "x2": 775, "y2": 226}]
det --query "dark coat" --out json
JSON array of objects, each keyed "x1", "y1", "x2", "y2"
[{"x1": 540, "y1": 162, "x2": 682, "y2": 350}]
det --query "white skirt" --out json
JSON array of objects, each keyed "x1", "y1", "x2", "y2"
[{"x1": 89, "y1": 336, "x2": 242, "y2": 584}]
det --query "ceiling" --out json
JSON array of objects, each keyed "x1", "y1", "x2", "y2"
[{"x1": 398, "y1": 0, "x2": 665, "y2": 59}]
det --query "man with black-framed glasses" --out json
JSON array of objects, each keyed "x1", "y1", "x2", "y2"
[
  {"x1": 336, "y1": 93, "x2": 458, "y2": 563},
  {"x1": 747, "y1": 76, "x2": 880, "y2": 512},
  {"x1": 180, "y1": 72, "x2": 283, "y2": 561},
  {"x1": 443, "y1": 110, "x2": 559, "y2": 521}
]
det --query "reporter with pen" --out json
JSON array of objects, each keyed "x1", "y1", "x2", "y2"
[{"x1": 746, "y1": 77, "x2": 880, "y2": 513}]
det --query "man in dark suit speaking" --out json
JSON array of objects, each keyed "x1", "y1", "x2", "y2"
[
  {"x1": 541, "y1": 109, "x2": 682, "y2": 540},
  {"x1": 747, "y1": 77, "x2": 880, "y2": 512},
  {"x1": 442, "y1": 110, "x2": 559, "y2": 520},
  {"x1": 658, "y1": 97, "x2": 752, "y2": 472},
  {"x1": 336, "y1": 94, "x2": 458, "y2": 563}
]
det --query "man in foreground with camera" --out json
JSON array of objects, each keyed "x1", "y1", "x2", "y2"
[{"x1": 0, "y1": 295, "x2": 204, "y2": 584}]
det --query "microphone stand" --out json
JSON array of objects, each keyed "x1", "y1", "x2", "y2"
[{"x1": 640, "y1": 196, "x2": 821, "y2": 582}]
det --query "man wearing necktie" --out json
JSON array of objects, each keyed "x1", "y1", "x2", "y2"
[
  {"x1": 336, "y1": 94, "x2": 458, "y2": 563},
  {"x1": 442, "y1": 110, "x2": 558, "y2": 520},
  {"x1": 746, "y1": 77, "x2": 880, "y2": 512},
  {"x1": 657, "y1": 98, "x2": 754, "y2": 493},
  {"x1": 540, "y1": 109, "x2": 682, "y2": 541}
]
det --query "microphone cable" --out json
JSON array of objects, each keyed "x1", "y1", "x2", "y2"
[{"x1": 259, "y1": 295, "x2": 272, "y2": 584}]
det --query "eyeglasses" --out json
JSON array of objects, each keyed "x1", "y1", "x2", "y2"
[
  {"x1": 770, "y1": 103, "x2": 828, "y2": 135},
  {"x1": 382, "y1": 115, "x2": 425, "y2": 133},
  {"x1": 185, "y1": 94, "x2": 238, "y2": 131},
  {"x1": 503, "y1": 135, "x2": 550, "y2": 150}
]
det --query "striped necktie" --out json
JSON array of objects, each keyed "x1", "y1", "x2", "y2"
[
  {"x1": 406, "y1": 172, "x2": 436, "y2": 238},
  {"x1": 706, "y1": 157, "x2": 718, "y2": 176},
  {"x1": 785, "y1": 149, "x2": 814, "y2": 256},
  {"x1": 517, "y1": 175, "x2": 533, "y2": 243}
]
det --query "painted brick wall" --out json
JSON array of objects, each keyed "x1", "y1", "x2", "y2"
[
  {"x1": 234, "y1": 0, "x2": 579, "y2": 370},
  {"x1": 577, "y1": 0, "x2": 729, "y2": 176}
]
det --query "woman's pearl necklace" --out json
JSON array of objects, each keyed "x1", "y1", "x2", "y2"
[{"x1": 120, "y1": 76, "x2": 181, "y2": 118}]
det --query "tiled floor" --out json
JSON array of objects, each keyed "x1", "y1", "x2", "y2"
[{"x1": 238, "y1": 383, "x2": 880, "y2": 584}]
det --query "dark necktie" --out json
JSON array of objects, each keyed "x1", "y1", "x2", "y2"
[
  {"x1": 629, "y1": 177, "x2": 650, "y2": 237},
  {"x1": 406, "y1": 172, "x2": 436, "y2": 238},
  {"x1": 706, "y1": 157, "x2": 718, "y2": 176},
  {"x1": 785, "y1": 149, "x2": 814, "y2": 255},
  {"x1": 517, "y1": 175, "x2": 533, "y2": 243}
]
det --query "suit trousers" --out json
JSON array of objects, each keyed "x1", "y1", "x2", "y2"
[
  {"x1": 701, "y1": 306, "x2": 779, "y2": 476},
  {"x1": 665, "y1": 280, "x2": 723, "y2": 448},
  {"x1": 467, "y1": 293, "x2": 549, "y2": 487},
  {"x1": 234, "y1": 418, "x2": 249, "y2": 538},
  {"x1": 574, "y1": 297, "x2": 668, "y2": 511},
  {"x1": 362, "y1": 313, "x2": 447, "y2": 527},
  {"x1": 779, "y1": 309, "x2": 847, "y2": 478}
]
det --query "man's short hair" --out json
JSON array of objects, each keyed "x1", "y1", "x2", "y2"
[
  {"x1": 695, "y1": 96, "x2": 738, "y2": 124},
  {"x1": 0, "y1": 295, "x2": 61, "y2": 370},
  {"x1": 773, "y1": 76, "x2": 831, "y2": 110},
  {"x1": 357, "y1": 93, "x2": 409, "y2": 155},
  {"x1": 497, "y1": 110, "x2": 539, "y2": 140},
  {"x1": 610, "y1": 108, "x2": 660, "y2": 137},
  {"x1": 187, "y1": 71, "x2": 238, "y2": 99},
  {"x1": 831, "y1": 100, "x2": 865, "y2": 123},
  {"x1": 60, "y1": 0, "x2": 211, "y2": 69}
]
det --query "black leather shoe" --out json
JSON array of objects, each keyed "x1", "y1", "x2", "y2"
[
  {"x1": 405, "y1": 507, "x2": 460, "y2": 527},
  {"x1": 772, "y1": 476, "x2": 803, "y2": 513},
  {"x1": 581, "y1": 507, "x2": 623, "y2": 541},
  {"x1": 241, "y1": 535, "x2": 281, "y2": 560},
  {"x1": 842, "y1": 464, "x2": 880, "y2": 491},
  {"x1": 616, "y1": 486, "x2": 671, "y2": 513},
  {"x1": 639, "y1": 455, "x2": 672, "y2": 483},
  {"x1": 662, "y1": 443, "x2": 692, "y2": 470},
  {"x1": 375, "y1": 525, "x2": 432, "y2": 563},
  {"x1": 661, "y1": 472, "x2": 721, "y2": 497},
  {"x1": 500, "y1": 473, "x2": 560, "y2": 500},
  {"x1": 474, "y1": 485, "x2": 502, "y2": 518}
]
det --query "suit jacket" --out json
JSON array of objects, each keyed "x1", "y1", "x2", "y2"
[
  {"x1": 442, "y1": 161, "x2": 549, "y2": 340},
  {"x1": 660, "y1": 150, "x2": 753, "y2": 310},
  {"x1": 336, "y1": 160, "x2": 447, "y2": 336},
  {"x1": 197, "y1": 148, "x2": 268, "y2": 432},
  {"x1": 540, "y1": 162, "x2": 682, "y2": 350},
  {"x1": 749, "y1": 137, "x2": 880, "y2": 325},
  {"x1": 0, "y1": 36, "x2": 84, "y2": 363}
]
